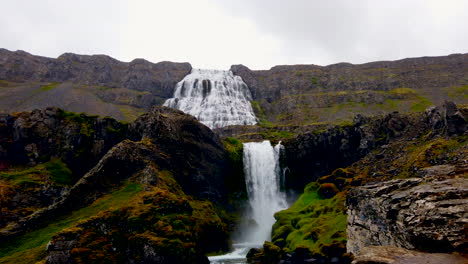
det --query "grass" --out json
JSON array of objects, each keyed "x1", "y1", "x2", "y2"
[
  {"x1": 116, "y1": 104, "x2": 145, "y2": 122},
  {"x1": 411, "y1": 97, "x2": 432, "y2": 112},
  {"x1": 0, "y1": 183, "x2": 143, "y2": 263},
  {"x1": 447, "y1": 85, "x2": 468, "y2": 100},
  {"x1": 0, "y1": 159, "x2": 73, "y2": 186},
  {"x1": 250, "y1": 101, "x2": 272, "y2": 127},
  {"x1": 395, "y1": 135, "x2": 467, "y2": 178},
  {"x1": 38, "y1": 82, "x2": 60, "y2": 92},
  {"x1": 271, "y1": 182, "x2": 347, "y2": 255}
]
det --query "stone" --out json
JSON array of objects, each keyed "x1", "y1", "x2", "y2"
[{"x1": 347, "y1": 178, "x2": 468, "y2": 255}]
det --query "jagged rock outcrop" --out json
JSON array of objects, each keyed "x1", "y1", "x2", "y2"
[
  {"x1": 129, "y1": 106, "x2": 229, "y2": 201},
  {"x1": 282, "y1": 111, "x2": 427, "y2": 190},
  {"x1": 0, "y1": 107, "x2": 127, "y2": 177},
  {"x1": 346, "y1": 177, "x2": 468, "y2": 255},
  {"x1": 282, "y1": 101, "x2": 467, "y2": 190}
]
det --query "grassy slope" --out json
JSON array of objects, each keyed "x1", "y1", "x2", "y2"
[
  {"x1": 0, "y1": 81, "x2": 147, "y2": 122},
  {"x1": 0, "y1": 183, "x2": 143, "y2": 263}
]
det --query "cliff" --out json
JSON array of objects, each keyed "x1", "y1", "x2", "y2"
[
  {"x1": 232, "y1": 54, "x2": 468, "y2": 125},
  {"x1": 0, "y1": 49, "x2": 191, "y2": 121}
]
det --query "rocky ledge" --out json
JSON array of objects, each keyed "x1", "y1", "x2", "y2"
[{"x1": 346, "y1": 176, "x2": 468, "y2": 255}]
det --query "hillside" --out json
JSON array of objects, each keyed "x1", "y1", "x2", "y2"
[
  {"x1": 0, "y1": 49, "x2": 191, "y2": 121},
  {"x1": 1, "y1": 49, "x2": 467, "y2": 124},
  {"x1": 232, "y1": 53, "x2": 468, "y2": 125}
]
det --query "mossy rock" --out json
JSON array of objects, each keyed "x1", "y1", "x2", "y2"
[{"x1": 318, "y1": 183, "x2": 339, "y2": 199}]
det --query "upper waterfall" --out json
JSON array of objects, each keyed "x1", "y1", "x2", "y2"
[{"x1": 163, "y1": 69, "x2": 258, "y2": 129}]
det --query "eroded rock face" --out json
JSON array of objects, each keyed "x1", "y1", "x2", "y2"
[
  {"x1": 0, "y1": 48, "x2": 191, "y2": 97},
  {"x1": 346, "y1": 178, "x2": 468, "y2": 255}
]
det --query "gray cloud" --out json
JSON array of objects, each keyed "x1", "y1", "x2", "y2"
[
  {"x1": 1, "y1": 0, "x2": 467, "y2": 69},
  {"x1": 212, "y1": 0, "x2": 468, "y2": 67}
]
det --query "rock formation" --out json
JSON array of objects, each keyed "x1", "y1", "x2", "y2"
[{"x1": 347, "y1": 177, "x2": 468, "y2": 255}]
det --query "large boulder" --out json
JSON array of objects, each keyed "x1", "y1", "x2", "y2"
[{"x1": 346, "y1": 177, "x2": 468, "y2": 255}]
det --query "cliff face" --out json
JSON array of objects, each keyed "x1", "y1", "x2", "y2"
[
  {"x1": 232, "y1": 54, "x2": 468, "y2": 124},
  {"x1": 0, "y1": 49, "x2": 191, "y2": 121},
  {"x1": 347, "y1": 177, "x2": 467, "y2": 255},
  {"x1": 0, "y1": 49, "x2": 191, "y2": 97}
]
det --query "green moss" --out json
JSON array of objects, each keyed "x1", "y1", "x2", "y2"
[
  {"x1": 0, "y1": 183, "x2": 143, "y2": 263},
  {"x1": 250, "y1": 101, "x2": 272, "y2": 127},
  {"x1": 271, "y1": 182, "x2": 347, "y2": 255},
  {"x1": 260, "y1": 130, "x2": 295, "y2": 142},
  {"x1": 447, "y1": 85, "x2": 468, "y2": 100},
  {"x1": 0, "y1": 159, "x2": 74, "y2": 186},
  {"x1": 44, "y1": 159, "x2": 74, "y2": 185},
  {"x1": 310, "y1": 77, "x2": 319, "y2": 86},
  {"x1": 222, "y1": 137, "x2": 247, "y2": 201},
  {"x1": 38, "y1": 82, "x2": 60, "y2": 92},
  {"x1": 411, "y1": 97, "x2": 432, "y2": 112}
]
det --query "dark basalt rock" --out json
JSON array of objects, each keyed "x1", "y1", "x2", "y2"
[
  {"x1": 129, "y1": 106, "x2": 229, "y2": 202},
  {"x1": 426, "y1": 100, "x2": 467, "y2": 136},
  {"x1": 0, "y1": 107, "x2": 127, "y2": 177},
  {"x1": 346, "y1": 177, "x2": 468, "y2": 255}
]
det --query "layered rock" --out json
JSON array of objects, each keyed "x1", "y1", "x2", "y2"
[
  {"x1": 346, "y1": 177, "x2": 468, "y2": 255},
  {"x1": 0, "y1": 48, "x2": 191, "y2": 98},
  {"x1": 231, "y1": 53, "x2": 468, "y2": 124}
]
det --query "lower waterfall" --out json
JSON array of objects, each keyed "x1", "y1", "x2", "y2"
[{"x1": 209, "y1": 140, "x2": 288, "y2": 264}]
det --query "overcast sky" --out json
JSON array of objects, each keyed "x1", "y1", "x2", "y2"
[{"x1": 1, "y1": 0, "x2": 467, "y2": 69}]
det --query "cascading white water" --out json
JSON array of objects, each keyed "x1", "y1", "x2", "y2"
[
  {"x1": 210, "y1": 140, "x2": 288, "y2": 264},
  {"x1": 243, "y1": 141, "x2": 288, "y2": 243},
  {"x1": 163, "y1": 69, "x2": 257, "y2": 129}
]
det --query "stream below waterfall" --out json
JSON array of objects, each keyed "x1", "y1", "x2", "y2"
[{"x1": 209, "y1": 141, "x2": 288, "y2": 264}]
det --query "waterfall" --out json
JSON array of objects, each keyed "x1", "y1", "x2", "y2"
[
  {"x1": 163, "y1": 69, "x2": 257, "y2": 129},
  {"x1": 210, "y1": 140, "x2": 287, "y2": 264},
  {"x1": 243, "y1": 141, "x2": 288, "y2": 243}
]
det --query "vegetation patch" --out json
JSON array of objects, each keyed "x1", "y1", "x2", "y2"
[
  {"x1": 0, "y1": 159, "x2": 74, "y2": 186},
  {"x1": 271, "y1": 182, "x2": 347, "y2": 255},
  {"x1": 250, "y1": 101, "x2": 272, "y2": 127},
  {"x1": 222, "y1": 137, "x2": 247, "y2": 201},
  {"x1": 0, "y1": 183, "x2": 143, "y2": 263},
  {"x1": 38, "y1": 82, "x2": 60, "y2": 92},
  {"x1": 446, "y1": 85, "x2": 468, "y2": 100}
]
